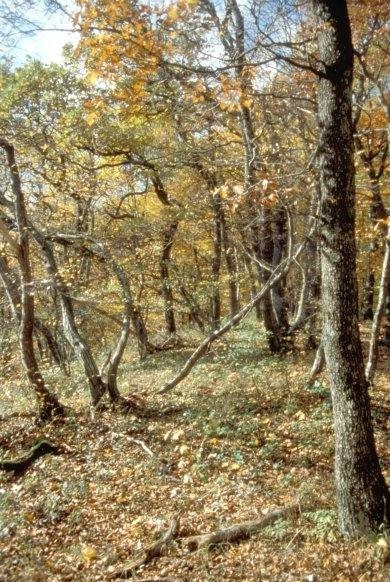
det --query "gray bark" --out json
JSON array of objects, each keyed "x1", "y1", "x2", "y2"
[
  {"x1": 0, "y1": 139, "x2": 64, "y2": 420},
  {"x1": 0, "y1": 256, "x2": 67, "y2": 371},
  {"x1": 313, "y1": 0, "x2": 389, "y2": 536},
  {"x1": 51, "y1": 234, "x2": 147, "y2": 398},
  {"x1": 365, "y1": 226, "x2": 390, "y2": 383}
]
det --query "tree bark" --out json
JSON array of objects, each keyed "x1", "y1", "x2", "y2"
[
  {"x1": 0, "y1": 139, "x2": 64, "y2": 421},
  {"x1": 365, "y1": 226, "x2": 390, "y2": 383},
  {"x1": 158, "y1": 215, "x2": 311, "y2": 394},
  {"x1": 313, "y1": 0, "x2": 389, "y2": 536},
  {"x1": 30, "y1": 229, "x2": 107, "y2": 406},
  {"x1": 160, "y1": 219, "x2": 178, "y2": 336},
  {"x1": 306, "y1": 341, "x2": 325, "y2": 388},
  {"x1": 271, "y1": 205, "x2": 290, "y2": 334},
  {"x1": 218, "y1": 193, "x2": 240, "y2": 316},
  {"x1": 51, "y1": 233, "x2": 149, "y2": 398},
  {"x1": 0, "y1": 256, "x2": 67, "y2": 372},
  {"x1": 210, "y1": 193, "x2": 222, "y2": 330}
]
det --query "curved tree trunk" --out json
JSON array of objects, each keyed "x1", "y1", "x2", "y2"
[
  {"x1": 0, "y1": 256, "x2": 68, "y2": 372},
  {"x1": 0, "y1": 139, "x2": 64, "y2": 421},
  {"x1": 313, "y1": 0, "x2": 389, "y2": 536},
  {"x1": 52, "y1": 234, "x2": 147, "y2": 399},
  {"x1": 31, "y1": 230, "x2": 107, "y2": 406}
]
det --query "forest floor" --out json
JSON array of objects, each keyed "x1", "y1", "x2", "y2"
[{"x1": 0, "y1": 320, "x2": 389, "y2": 581}]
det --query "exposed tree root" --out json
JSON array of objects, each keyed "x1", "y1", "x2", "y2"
[
  {"x1": 109, "y1": 516, "x2": 180, "y2": 579},
  {"x1": 108, "y1": 505, "x2": 302, "y2": 578},
  {"x1": 182, "y1": 504, "x2": 301, "y2": 551},
  {"x1": 114, "y1": 397, "x2": 182, "y2": 418},
  {"x1": 0, "y1": 439, "x2": 61, "y2": 476}
]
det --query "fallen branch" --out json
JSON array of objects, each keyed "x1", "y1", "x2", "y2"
[
  {"x1": 128, "y1": 437, "x2": 156, "y2": 459},
  {"x1": 109, "y1": 516, "x2": 180, "y2": 579},
  {"x1": 128, "y1": 437, "x2": 174, "y2": 476},
  {"x1": 182, "y1": 505, "x2": 300, "y2": 551}
]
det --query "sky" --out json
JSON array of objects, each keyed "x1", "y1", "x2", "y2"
[{"x1": 2, "y1": 1, "x2": 78, "y2": 65}]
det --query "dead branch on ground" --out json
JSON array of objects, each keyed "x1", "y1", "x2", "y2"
[
  {"x1": 182, "y1": 504, "x2": 301, "y2": 551},
  {"x1": 109, "y1": 516, "x2": 180, "y2": 579}
]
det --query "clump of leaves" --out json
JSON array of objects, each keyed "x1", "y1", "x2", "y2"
[
  {"x1": 304, "y1": 509, "x2": 338, "y2": 541},
  {"x1": 263, "y1": 517, "x2": 291, "y2": 540}
]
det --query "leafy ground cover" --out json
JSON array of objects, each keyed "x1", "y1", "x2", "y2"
[{"x1": 0, "y1": 322, "x2": 389, "y2": 581}]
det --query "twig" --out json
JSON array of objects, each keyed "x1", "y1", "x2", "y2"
[{"x1": 128, "y1": 437, "x2": 156, "y2": 459}]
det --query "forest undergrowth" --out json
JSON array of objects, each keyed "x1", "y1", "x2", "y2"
[{"x1": 0, "y1": 321, "x2": 389, "y2": 581}]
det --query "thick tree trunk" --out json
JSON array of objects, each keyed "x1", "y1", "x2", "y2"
[
  {"x1": 0, "y1": 139, "x2": 64, "y2": 421},
  {"x1": 313, "y1": 0, "x2": 389, "y2": 536}
]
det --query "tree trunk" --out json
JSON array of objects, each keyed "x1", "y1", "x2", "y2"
[
  {"x1": 0, "y1": 139, "x2": 64, "y2": 421},
  {"x1": 31, "y1": 230, "x2": 107, "y2": 406},
  {"x1": 232, "y1": 1, "x2": 281, "y2": 352},
  {"x1": 218, "y1": 194, "x2": 240, "y2": 316},
  {"x1": 160, "y1": 219, "x2": 178, "y2": 336},
  {"x1": 290, "y1": 236, "x2": 320, "y2": 342},
  {"x1": 313, "y1": 0, "x2": 389, "y2": 536},
  {"x1": 271, "y1": 205, "x2": 290, "y2": 334},
  {"x1": 365, "y1": 226, "x2": 390, "y2": 383},
  {"x1": 241, "y1": 232, "x2": 262, "y2": 320},
  {"x1": 200, "y1": 0, "x2": 281, "y2": 351},
  {"x1": 0, "y1": 256, "x2": 68, "y2": 372},
  {"x1": 52, "y1": 233, "x2": 148, "y2": 397},
  {"x1": 210, "y1": 194, "x2": 222, "y2": 330},
  {"x1": 306, "y1": 341, "x2": 325, "y2": 388}
]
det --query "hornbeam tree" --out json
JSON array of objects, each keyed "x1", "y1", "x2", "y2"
[
  {"x1": 312, "y1": 0, "x2": 389, "y2": 536},
  {"x1": 0, "y1": 138, "x2": 64, "y2": 421}
]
